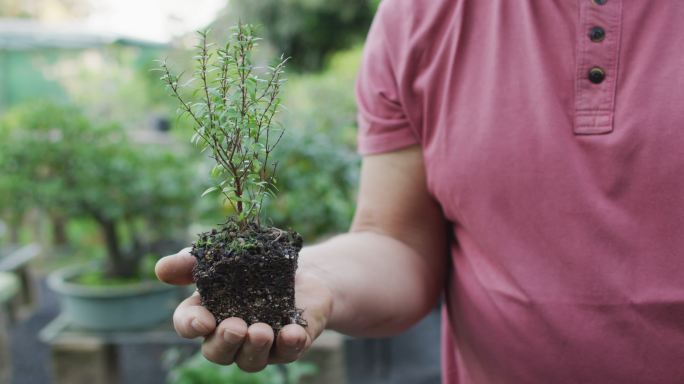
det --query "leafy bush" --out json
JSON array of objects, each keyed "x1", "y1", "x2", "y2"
[
  {"x1": 220, "y1": 0, "x2": 376, "y2": 71},
  {"x1": 263, "y1": 47, "x2": 362, "y2": 240},
  {"x1": 0, "y1": 102, "x2": 200, "y2": 278}
]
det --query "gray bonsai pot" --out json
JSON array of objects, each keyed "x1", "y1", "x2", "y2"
[{"x1": 48, "y1": 264, "x2": 182, "y2": 331}]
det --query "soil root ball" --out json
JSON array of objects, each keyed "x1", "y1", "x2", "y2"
[{"x1": 191, "y1": 220, "x2": 306, "y2": 332}]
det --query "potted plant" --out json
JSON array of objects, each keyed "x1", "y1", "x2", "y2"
[
  {"x1": 0, "y1": 102, "x2": 200, "y2": 330},
  {"x1": 159, "y1": 24, "x2": 305, "y2": 331}
]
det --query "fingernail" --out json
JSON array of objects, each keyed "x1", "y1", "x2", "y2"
[
  {"x1": 253, "y1": 338, "x2": 270, "y2": 351},
  {"x1": 191, "y1": 319, "x2": 209, "y2": 334},
  {"x1": 223, "y1": 329, "x2": 243, "y2": 344}
]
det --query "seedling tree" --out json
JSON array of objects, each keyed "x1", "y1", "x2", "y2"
[
  {"x1": 161, "y1": 25, "x2": 285, "y2": 225},
  {"x1": 159, "y1": 24, "x2": 305, "y2": 330}
]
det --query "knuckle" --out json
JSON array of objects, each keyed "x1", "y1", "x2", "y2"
[
  {"x1": 220, "y1": 327, "x2": 247, "y2": 346},
  {"x1": 172, "y1": 311, "x2": 200, "y2": 339},
  {"x1": 201, "y1": 344, "x2": 232, "y2": 365},
  {"x1": 249, "y1": 331, "x2": 274, "y2": 347}
]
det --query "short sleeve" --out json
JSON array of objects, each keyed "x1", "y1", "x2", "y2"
[{"x1": 355, "y1": 1, "x2": 419, "y2": 155}]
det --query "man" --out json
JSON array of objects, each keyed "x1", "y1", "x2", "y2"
[{"x1": 156, "y1": 0, "x2": 684, "y2": 382}]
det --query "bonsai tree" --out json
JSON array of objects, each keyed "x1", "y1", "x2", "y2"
[
  {"x1": 0, "y1": 154, "x2": 31, "y2": 245},
  {"x1": 0, "y1": 102, "x2": 198, "y2": 279},
  {"x1": 73, "y1": 144, "x2": 199, "y2": 278},
  {"x1": 159, "y1": 24, "x2": 305, "y2": 330},
  {"x1": 0, "y1": 102, "x2": 94, "y2": 246}
]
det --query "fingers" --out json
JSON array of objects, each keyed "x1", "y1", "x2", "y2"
[
  {"x1": 155, "y1": 247, "x2": 195, "y2": 285},
  {"x1": 210, "y1": 323, "x2": 273, "y2": 372},
  {"x1": 202, "y1": 317, "x2": 248, "y2": 365},
  {"x1": 173, "y1": 292, "x2": 216, "y2": 338},
  {"x1": 169, "y1": 260, "x2": 333, "y2": 372},
  {"x1": 268, "y1": 324, "x2": 309, "y2": 364},
  {"x1": 201, "y1": 321, "x2": 279, "y2": 371},
  {"x1": 233, "y1": 323, "x2": 275, "y2": 372}
]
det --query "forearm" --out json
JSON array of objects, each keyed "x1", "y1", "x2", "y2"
[{"x1": 298, "y1": 231, "x2": 445, "y2": 338}]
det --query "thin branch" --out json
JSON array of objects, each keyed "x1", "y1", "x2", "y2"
[{"x1": 198, "y1": 32, "x2": 216, "y2": 136}]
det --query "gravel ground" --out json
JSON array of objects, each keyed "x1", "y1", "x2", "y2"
[{"x1": 9, "y1": 279, "x2": 58, "y2": 384}]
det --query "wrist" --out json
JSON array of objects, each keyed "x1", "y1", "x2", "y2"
[{"x1": 297, "y1": 252, "x2": 341, "y2": 327}]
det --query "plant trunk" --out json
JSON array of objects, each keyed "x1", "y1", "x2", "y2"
[
  {"x1": 8, "y1": 224, "x2": 19, "y2": 245},
  {"x1": 51, "y1": 214, "x2": 68, "y2": 246},
  {"x1": 99, "y1": 219, "x2": 135, "y2": 278},
  {"x1": 7, "y1": 212, "x2": 22, "y2": 245},
  {"x1": 127, "y1": 218, "x2": 144, "y2": 258}
]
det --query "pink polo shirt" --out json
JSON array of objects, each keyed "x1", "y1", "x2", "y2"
[{"x1": 356, "y1": 1, "x2": 684, "y2": 383}]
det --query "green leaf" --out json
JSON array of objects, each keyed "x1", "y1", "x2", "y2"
[
  {"x1": 246, "y1": 77, "x2": 257, "y2": 101},
  {"x1": 210, "y1": 165, "x2": 224, "y2": 178},
  {"x1": 201, "y1": 186, "x2": 218, "y2": 197}
]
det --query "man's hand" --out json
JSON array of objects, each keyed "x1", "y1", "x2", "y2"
[
  {"x1": 155, "y1": 146, "x2": 447, "y2": 369},
  {"x1": 155, "y1": 248, "x2": 333, "y2": 372}
]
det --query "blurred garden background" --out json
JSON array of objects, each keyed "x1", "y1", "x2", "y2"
[{"x1": 0, "y1": 0, "x2": 441, "y2": 383}]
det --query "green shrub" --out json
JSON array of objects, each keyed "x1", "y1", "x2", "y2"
[
  {"x1": 166, "y1": 351, "x2": 317, "y2": 384},
  {"x1": 263, "y1": 47, "x2": 362, "y2": 240},
  {"x1": 0, "y1": 101, "x2": 200, "y2": 279},
  {"x1": 219, "y1": 0, "x2": 376, "y2": 71}
]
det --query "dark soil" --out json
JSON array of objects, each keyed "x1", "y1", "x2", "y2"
[{"x1": 191, "y1": 219, "x2": 306, "y2": 332}]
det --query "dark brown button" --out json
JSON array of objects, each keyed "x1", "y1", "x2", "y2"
[
  {"x1": 593, "y1": 0, "x2": 607, "y2": 5},
  {"x1": 589, "y1": 26, "x2": 606, "y2": 42},
  {"x1": 588, "y1": 67, "x2": 606, "y2": 84}
]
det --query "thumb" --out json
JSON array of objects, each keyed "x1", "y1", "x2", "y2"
[{"x1": 155, "y1": 247, "x2": 196, "y2": 285}]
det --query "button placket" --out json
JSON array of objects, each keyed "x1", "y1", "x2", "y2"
[{"x1": 574, "y1": 0, "x2": 623, "y2": 135}]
